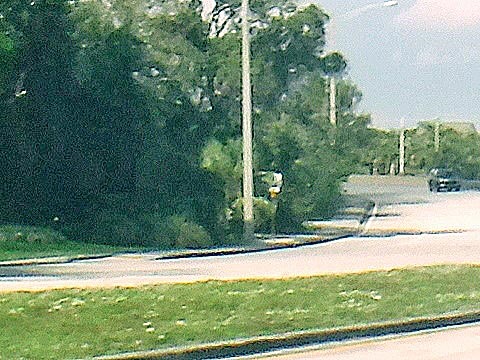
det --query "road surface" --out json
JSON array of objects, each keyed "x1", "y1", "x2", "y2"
[
  {"x1": 1, "y1": 176, "x2": 479, "y2": 292},
  {"x1": 259, "y1": 324, "x2": 480, "y2": 360}
]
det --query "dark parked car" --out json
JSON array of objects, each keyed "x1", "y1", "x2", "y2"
[{"x1": 428, "y1": 168, "x2": 461, "y2": 192}]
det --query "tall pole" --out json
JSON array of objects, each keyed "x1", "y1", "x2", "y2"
[
  {"x1": 241, "y1": 0, "x2": 254, "y2": 243},
  {"x1": 326, "y1": 1, "x2": 397, "y2": 127},
  {"x1": 434, "y1": 122, "x2": 440, "y2": 152},
  {"x1": 329, "y1": 76, "x2": 337, "y2": 126},
  {"x1": 399, "y1": 128, "x2": 405, "y2": 175}
]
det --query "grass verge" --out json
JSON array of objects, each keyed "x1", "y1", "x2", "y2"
[
  {"x1": 1, "y1": 265, "x2": 480, "y2": 359},
  {"x1": 0, "y1": 225, "x2": 132, "y2": 262}
]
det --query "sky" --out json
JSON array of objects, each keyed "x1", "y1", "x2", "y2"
[
  {"x1": 299, "y1": 0, "x2": 480, "y2": 128},
  {"x1": 202, "y1": 0, "x2": 480, "y2": 129}
]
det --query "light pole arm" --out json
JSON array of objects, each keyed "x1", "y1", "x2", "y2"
[
  {"x1": 328, "y1": 1, "x2": 398, "y2": 48},
  {"x1": 342, "y1": 1, "x2": 398, "y2": 21}
]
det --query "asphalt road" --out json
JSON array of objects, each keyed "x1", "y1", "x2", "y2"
[
  {"x1": 254, "y1": 176, "x2": 480, "y2": 360},
  {"x1": 259, "y1": 324, "x2": 480, "y2": 360},
  {"x1": 2, "y1": 175, "x2": 480, "y2": 359},
  {"x1": 342, "y1": 174, "x2": 434, "y2": 207},
  {"x1": 1, "y1": 175, "x2": 479, "y2": 293}
]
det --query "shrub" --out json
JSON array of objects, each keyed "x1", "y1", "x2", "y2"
[
  {"x1": 66, "y1": 206, "x2": 215, "y2": 249},
  {"x1": 166, "y1": 215, "x2": 213, "y2": 249},
  {"x1": 85, "y1": 210, "x2": 145, "y2": 246},
  {"x1": 227, "y1": 197, "x2": 277, "y2": 235},
  {"x1": 0, "y1": 225, "x2": 66, "y2": 245}
]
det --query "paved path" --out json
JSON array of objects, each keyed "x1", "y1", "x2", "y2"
[
  {"x1": 254, "y1": 178, "x2": 480, "y2": 360},
  {"x1": 364, "y1": 192, "x2": 480, "y2": 234},
  {"x1": 1, "y1": 185, "x2": 480, "y2": 292},
  {"x1": 260, "y1": 324, "x2": 480, "y2": 360},
  {"x1": 1, "y1": 230, "x2": 479, "y2": 292},
  {"x1": 2, "y1": 176, "x2": 478, "y2": 360}
]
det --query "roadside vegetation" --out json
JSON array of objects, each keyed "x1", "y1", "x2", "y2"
[
  {"x1": 1, "y1": 265, "x2": 479, "y2": 359},
  {"x1": 0, "y1": 226, "x2": 131, "y2": 262},
  {"x1": 2, "y1": 1, "x2": 479, "y2": 252},
  {"x1": 0, "y1": 0, "x2": 379, "y2": 249},
  {"x1": 365, "y1": 122, "x2": 480, "y2": 178}
]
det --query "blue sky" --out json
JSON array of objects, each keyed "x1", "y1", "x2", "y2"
[{"x1": 300, "y1": 0, "x2": 480, "y2": 129}]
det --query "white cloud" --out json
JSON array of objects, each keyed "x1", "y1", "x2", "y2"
[{"x1": 396, "y1": 0, "x2": 480, "y2": 30}]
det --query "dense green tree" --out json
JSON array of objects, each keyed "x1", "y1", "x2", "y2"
[
  {"x1": 0, "y1": 0, "x2": 376, "y2": 247},
  {"x1": 67, "y1": 0, "x2": 224, "y2": 244},
  {"x1": 406, "y1": 122, "x2": 480, "y2": 178},
  {"x1": 0, "y1": 0, "x2": 82, "y2": 223},
  {"x1": 320, "y1": 51, "x2": 347, "y2": 77},
  {"x1": 362, "y1": 129, "x2": 399, "y2": 175}
]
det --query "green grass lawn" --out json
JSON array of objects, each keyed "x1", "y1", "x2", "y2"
[
  {"x1": 1, "y1": 265, "x2": 479, "y2": 359},
  {"x1": 0, "y1": 225, "x2": 132, "y2": 262}
]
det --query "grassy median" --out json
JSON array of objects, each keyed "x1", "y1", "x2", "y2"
[{"x1": 1, "y1": 265, "x2": 479, "y2": 359}]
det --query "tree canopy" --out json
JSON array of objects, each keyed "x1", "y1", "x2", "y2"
[{"x1": 0, "y1": 0, "x2": 379, "y2": 246}]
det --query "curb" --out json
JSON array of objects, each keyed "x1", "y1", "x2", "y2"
[
  {"x1": 0, "y1": 203, "x2": 375, "y2": 267},
  {"x1": 0, "y1": 253, "x2": 114, "y2": 267},
  {"x1": 95, "y1": 311, "x2": 480, "y2": 359},
  {"x1": 358, "y1": 202, "x2": 377, "y2": 234},
  {"x1": 155, "y1": 234, "x2": 352, "y2": 261},
  {"x1": 0, "y1": 234, "x2": 353, "y2": 267}
]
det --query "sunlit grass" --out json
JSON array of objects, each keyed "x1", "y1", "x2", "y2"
[
  {"x1": 1, "y1": 265, "x2": 479, "y2": 359},
  {"x1": 0, "y1": 225, "x2": 131, "y2": 262}
]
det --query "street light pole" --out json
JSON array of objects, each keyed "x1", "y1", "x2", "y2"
[
  {"x1": 327, "y1": 1, "x2": 398, "y2": 127},
  {"x1": 241, "y1": 0, "x2": 255, "y2": 243},
  {"x1": 329, "y1": 77, "x2": 337, "y2": 126},
  {"x1": 434, "y1": 122, "x2": 440, "y2": 152},
  {"x1": 399, "y1": 128, "x2": 405, "y2": 175},
  {"x1": 398, "y1": 117, "x2": 406, "y2": 175}
]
